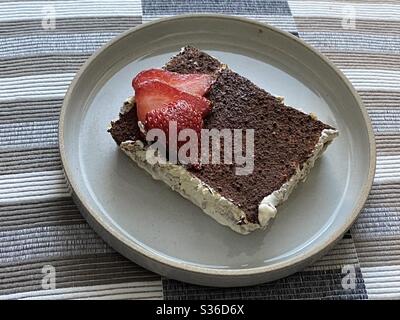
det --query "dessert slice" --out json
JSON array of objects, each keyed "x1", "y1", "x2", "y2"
[{"x1": 109, "y1": 46, "x2": 338, "y2": 235}]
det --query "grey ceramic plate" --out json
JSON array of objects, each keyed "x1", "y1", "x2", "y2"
[{"x1": 59, "y1": 15, "x2": 375, "y2": 287}]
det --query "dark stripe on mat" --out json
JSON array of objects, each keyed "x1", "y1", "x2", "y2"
[
  {"x1": 163, "y1": 267, "x2": 367, "y2": 300},
  {"x1": 142, "y1": 0, "x2": 292, "y2": 16}
]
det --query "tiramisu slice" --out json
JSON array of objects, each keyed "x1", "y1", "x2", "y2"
[{"x1": 109, "y1": 46, "x2": 338, "y2": 235}]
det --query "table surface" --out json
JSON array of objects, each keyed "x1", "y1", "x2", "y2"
[{"x1": 0, "y1": 0, "x2": 399, "y2": 300}]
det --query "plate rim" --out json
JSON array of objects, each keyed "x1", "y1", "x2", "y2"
[{"x1": 59, "y1": 14, "x2": 376, "y2": 284}]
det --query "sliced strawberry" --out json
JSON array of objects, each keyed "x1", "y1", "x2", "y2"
[
  {"x1": 144, "y1": 100, "x2": 203, "y2": 150},
  {"x1": 132, "y1": 69, "x2": 215, "y2": 97},
  {"x1": 145, "y1": 100, "x2": 203, "y2": 136},
  {"x1": 135, "y1": 80, "x2": 211, "y2": 122}
]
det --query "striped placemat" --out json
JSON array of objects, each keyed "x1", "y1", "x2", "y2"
[{"x1": 0, "y1": 0, "x2": 399, "y2": 300}]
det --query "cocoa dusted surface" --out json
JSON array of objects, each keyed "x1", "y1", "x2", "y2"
[
  {"x1": 164, "y1": 46, "x2": 222, "y2": 75},
  {"x1": 108, "y1": 102, "x2": 141, "y2": 145},
  {"x1": 190, "y1": 69, "x2": 332, "y2": 223},
  {"x1": 109, "y1": 46, "x2": 334, "y2": 224}
]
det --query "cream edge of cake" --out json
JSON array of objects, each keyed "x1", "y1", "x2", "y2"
[{"x1": 113, "y1": 96, "x2": 339, "y2": 235}]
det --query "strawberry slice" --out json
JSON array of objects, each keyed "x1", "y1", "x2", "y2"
[
  {"x1": 135, "y1": 80, "x2": 211, "y2": 122},
  {"x1": 133, "y1": 69, "x2": 215, "y2": 97},
  {"x1": 144, "y1": 99, "x2": 203, "y2": 149}
]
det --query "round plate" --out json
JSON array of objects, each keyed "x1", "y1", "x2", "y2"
[{"x1": 59, "y1": 15, "x2": 375, "y2": 287}]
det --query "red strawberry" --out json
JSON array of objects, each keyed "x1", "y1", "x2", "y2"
[
  {"x1": 144, "y1": 100, "x2": 202, "y2": 150},
  {"x1": 135, "y1": 80, "x2": 211, "y2": 122},
  {"x1": 133, "y1": 69, "x2": 215, "y2": 97}
]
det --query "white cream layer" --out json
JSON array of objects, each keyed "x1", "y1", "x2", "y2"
[{"x1": 120, "y1": 140, "x2": 259, "y2": 234}]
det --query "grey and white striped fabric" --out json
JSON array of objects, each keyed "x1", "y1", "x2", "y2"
[{"x1": 0, "y1": 0, "x2": 398, "y2": 300}]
